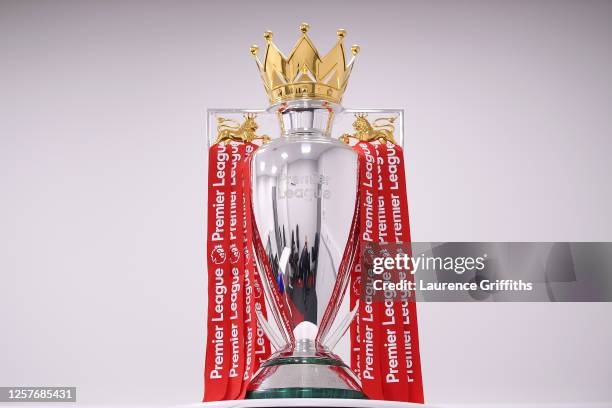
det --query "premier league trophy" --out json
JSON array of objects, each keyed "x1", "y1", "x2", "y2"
[
  {"x1": 245, "y1": 23, "x2": 364, "y2": 398},
  {"x1": 204, "y1": 22, "x2": 422, "y2": 403}
]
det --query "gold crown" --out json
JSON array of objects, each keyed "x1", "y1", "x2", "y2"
[{"x1": 250, "y1": 23, "x2": 360, "y2": 106}]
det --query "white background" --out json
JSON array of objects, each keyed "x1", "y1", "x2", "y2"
[{"x1": 1, "y1": 0, "x2": 611, "y2": 405}]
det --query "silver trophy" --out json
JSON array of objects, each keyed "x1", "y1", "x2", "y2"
[{"x1": 245, "y1": 24, "x2": 364, "y2": 398}]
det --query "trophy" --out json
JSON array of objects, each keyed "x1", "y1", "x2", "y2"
[
  {"x1": 245, "y1": 23, "x2": 365, "y2": 399},
  {"x1": 203, "y1": 22, "x2": 421, "y2": 403}
]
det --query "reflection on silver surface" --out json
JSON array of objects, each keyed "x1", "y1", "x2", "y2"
[{"x1": 251, "y1": 134, "x2": 358, "y2": 338}]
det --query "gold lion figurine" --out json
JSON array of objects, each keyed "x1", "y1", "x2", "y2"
[
  {"x1": 214, "y1": 113, "x2": 271, "y2": 145},
  {"x1": 340, "y1": 113, "x2": 398, "y2": 145}
]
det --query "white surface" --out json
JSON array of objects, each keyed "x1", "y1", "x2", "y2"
[
  {"x1": 192, "y1": 403, "x2": 612, "y2": 408},
  {"x1": 1, "y1": 0, "x2": 612, "y2": 406},
  {"x1": 1, "y1": 405, "x2": 611, "y2": 408}
]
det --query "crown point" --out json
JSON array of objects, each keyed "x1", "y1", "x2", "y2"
[
  {"x1": 264, "y1": 31, "x2": 273, "y2": 41},
  {"x1": 351, "y1": 44, "x2": 360, "y2": 55},
  {"x1": 337, "y1": 29, "x2": 346, "y2": 39},
  {"x1": 250, "y1": 44, "x2": 259, "y2": 55},
  {"x1": 299, "y1": 23, "x2": 310, "y2": 34}
]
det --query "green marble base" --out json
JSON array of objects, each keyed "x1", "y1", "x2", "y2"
[{"x1": 246, "y1": 387, "x2": 367, "y2": 399}]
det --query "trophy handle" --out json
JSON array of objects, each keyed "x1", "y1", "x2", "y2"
[
  {"x1": 249, "y1": 172, "x2": 296, "y2": 348},
  {"x1": 320, "y1": 226, "x2": 344, "y2": 278},
  {"x1": 320, "y1": 300, "x2": 359, "y2": 351},
  {"x1": 254, "y1": 249, "x2": 295, "y2": 347},
  {"x1": 315, "y1": 199, "x2": 361, "y2": 346},
  {"x1": 255, "y1": 307, "x2": 288, "y2": 351}
]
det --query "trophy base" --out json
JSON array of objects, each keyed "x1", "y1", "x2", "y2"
[
  {"x1": 246, "y1": 344, "x2": 366, "y2": 399},
  {"x1": 246, "y1": 387, "x2": 366, "y2": 399}
]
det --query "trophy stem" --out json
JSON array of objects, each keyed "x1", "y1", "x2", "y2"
[{"x1": 272, "y1": 99, "x2": 341, "y2": 137}]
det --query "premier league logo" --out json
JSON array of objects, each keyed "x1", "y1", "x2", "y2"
[
  {"x1": 229, "y1": 244, "x2": 241, "y2": 264},
  {"x1": 210, "y1": 245, "x2": 226, "y2": 265}
]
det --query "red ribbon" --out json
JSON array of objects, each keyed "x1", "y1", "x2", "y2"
[
  {"x1": 204, "y1": 142, "x2": 271, "y2": 401},
  {"x1": 223, "y1": 143, "x2": 246, "y2": 399},
  {"x1": 352, "y1": 142, "x2": 385, "y2": 400},
  {"x1": 349, "y1": 140, "x2": 424, "y2": 403},
  {"x1": 383, "y1": 141, "x2": 424, "y2": 403},
  {"x1": 203, "y1": 143, "x2": 232, "y2": 401}
]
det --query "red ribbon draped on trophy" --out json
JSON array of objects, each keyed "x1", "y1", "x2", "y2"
[{"x1": 203, "y1": 116, "x2": 271, "y2": 402}]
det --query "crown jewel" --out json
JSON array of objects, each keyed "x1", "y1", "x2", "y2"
[{"x1": 251, "y1": 23, "x2": 359, "y2": 106}]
